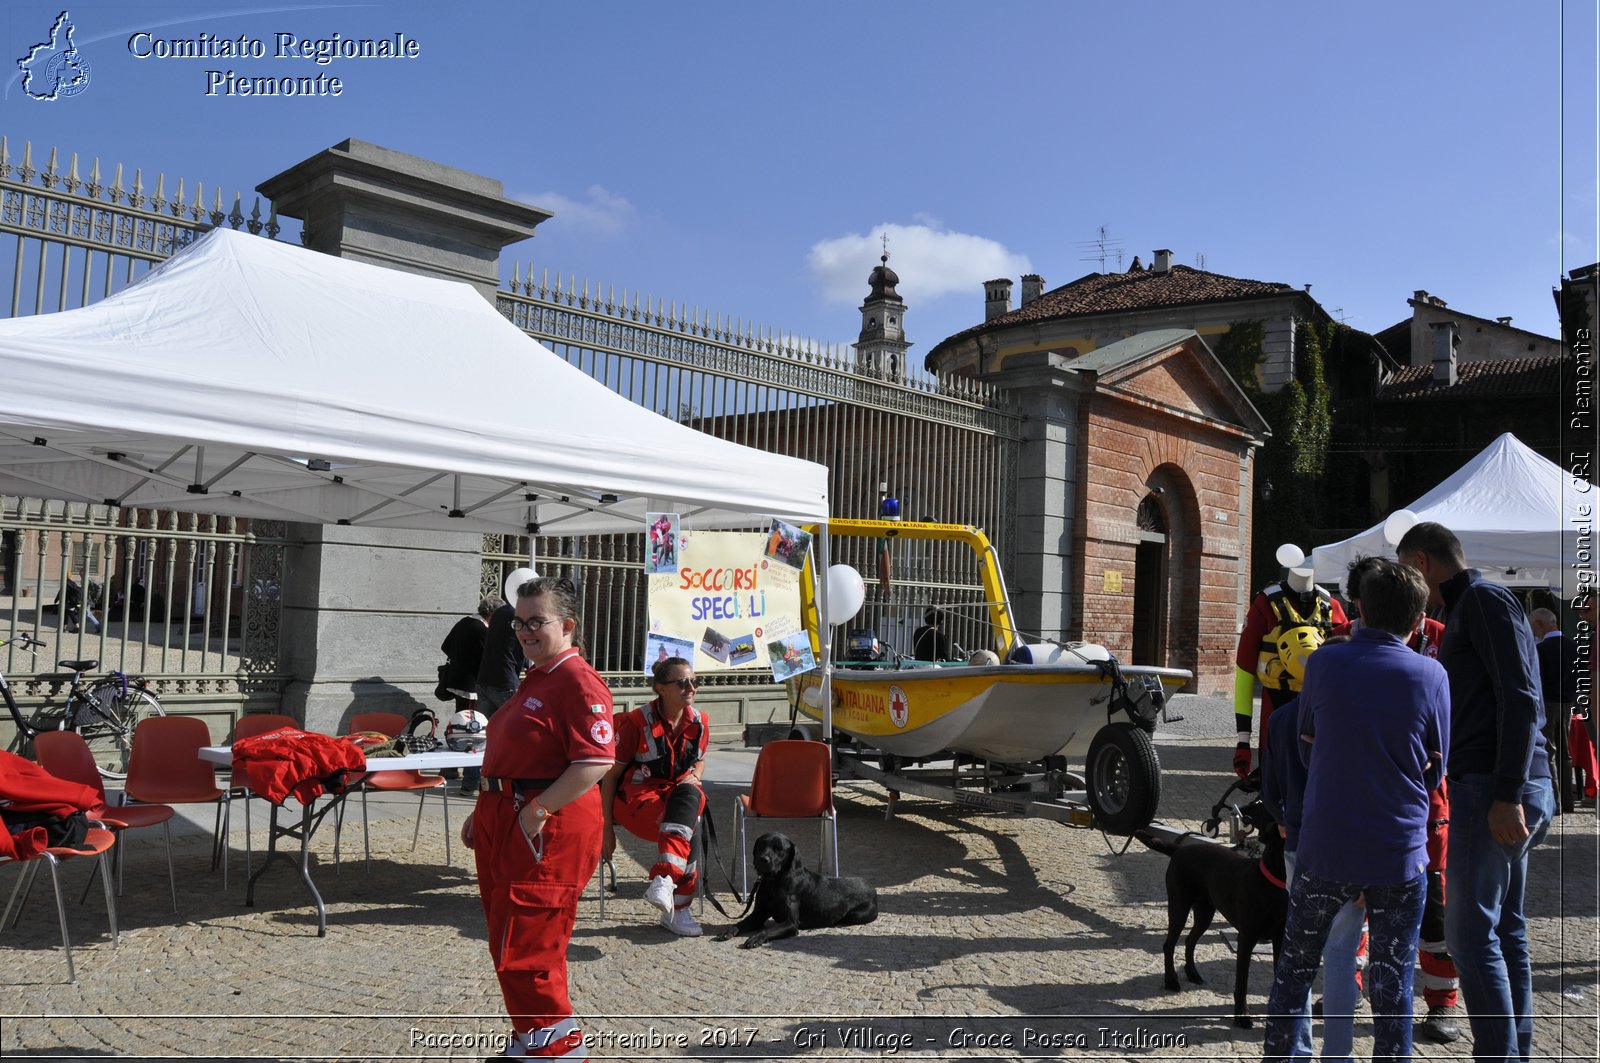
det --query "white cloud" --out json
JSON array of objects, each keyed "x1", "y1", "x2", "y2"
[
  {"x1": 808, "y1": 222, "x2": 1031, "y2": 305},
  {"x1": 518, "y1": 185, "x2": 635, "y2": 237}
]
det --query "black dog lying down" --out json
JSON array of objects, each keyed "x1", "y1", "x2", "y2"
[
  {"x1": 1137, "y1": 806, "x2": 1288, "y2": 1028},
  {"x1": 715, "y1": 831, "x2": 878, "y2": 949}
]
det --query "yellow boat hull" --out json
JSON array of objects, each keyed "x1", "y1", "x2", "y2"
[{"x1": 791, "y1": 663, "x2": 1189, "y2": 763}]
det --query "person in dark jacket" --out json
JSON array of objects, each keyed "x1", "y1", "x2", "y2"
[
  {"x1": 1398, "y1": 522, "x2": 1552, "y2": 1063},
  {"x1": 439, "y1": 598, "x2": 494, "y2": 787},
  {"x1": 1530, "y1": 606, "x2": 1578, "y2": 812},
  {"x1": 468, "y1": 598, "x2": 530, "y2": 796},
  {"x1": 911, "y1": 608, "x2": 952, "y2": 661}
]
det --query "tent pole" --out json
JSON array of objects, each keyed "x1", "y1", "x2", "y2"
[{"x1": 817, "y1": 524, "x2": 832, "y2": 748}]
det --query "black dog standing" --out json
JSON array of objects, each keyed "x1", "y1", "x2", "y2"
[
  {"x1": 715, "y1": 832, "x2": 878, "y2": 949},
  {"x1": 1138, "y1": 803, "x2": 1289, "y2": 1028}
]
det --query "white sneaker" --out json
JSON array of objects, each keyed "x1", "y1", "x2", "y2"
[
  {"x1": 660, "y1": 906, "x2": 702, "y2": 937},
  {"x1": 643, "y1": 874, "x2": 675, "y2": 914}
]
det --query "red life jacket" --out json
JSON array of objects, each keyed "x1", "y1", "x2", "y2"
[{"x1": 623, "y1": 700, "x2": 704, "y2": 786}]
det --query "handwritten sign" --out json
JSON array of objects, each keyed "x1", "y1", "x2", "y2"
[{"x1": 645, "y1": 530, "x2": 805, "y2": 676}]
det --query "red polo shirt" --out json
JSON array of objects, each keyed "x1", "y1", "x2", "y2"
[{"x1": 482, "y1": 649, "x2": 615, "y2": 779}]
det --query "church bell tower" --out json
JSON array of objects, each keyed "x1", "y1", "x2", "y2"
[{"x1": 853, "y1": 241, "x2": 910, "y2": 383}]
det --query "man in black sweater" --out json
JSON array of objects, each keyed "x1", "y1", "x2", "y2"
[
  {"x1": 463, "y1": 600, "x2": 528, "y2": 796},
  {"x1": 1398, "y1": 522, "x2": 1552, "y2": 1063}
]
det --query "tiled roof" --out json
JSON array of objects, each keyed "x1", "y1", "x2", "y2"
[
  {"x1": 929, "y1": 265, "x2": 1303, "y2": 356},
  {"x1": 1376, "y1": 354, "x2": 1565, "y2": 401}
]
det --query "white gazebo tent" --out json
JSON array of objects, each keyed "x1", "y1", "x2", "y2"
[
  {"x1": 0, "y1": 227, "x2": 828, "y2": 535},
  {"x1": 0, "y1": 227, "x2": 848, "y2": 723},
  {"x1": 1312, "y1": 432, "x2": 1585, "y2": 594}
]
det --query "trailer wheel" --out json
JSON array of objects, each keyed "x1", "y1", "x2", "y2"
[{"x1": 1085, "y1": 721, "x2": 1161, "y2": 835}]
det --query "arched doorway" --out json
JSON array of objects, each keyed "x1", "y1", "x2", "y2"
[
  {"x1": 1129, "y1": 464, "x2": 1201, "y2": 681},
  {"x1": 1131, "y1": 494, "x2": 1167, "y2": 666}
]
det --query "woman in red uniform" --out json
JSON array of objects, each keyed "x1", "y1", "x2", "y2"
[
  {"x1": 599, "y1": 656, "x2": 708, "y2": 937},
  {"x1": 461, "y1": 576, "x2": 614, "y2": 1061}
]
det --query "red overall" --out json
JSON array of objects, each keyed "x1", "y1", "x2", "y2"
[
  {"x1": 1419, "y1": 779, "x2": 1459, "y2": 1008},
  {"x1": 611, "y1": 700, "x2": 707, "y2": 908},
  {"x1": 474, "y1": 649, "x2": 614, "y2": 1059}
]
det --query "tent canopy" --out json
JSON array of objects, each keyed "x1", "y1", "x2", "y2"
[
  {"x1": 1312, "y1": 433, "x2": 1583, "y2": 592},
  {"x1": 0, "y1": 228, "x2": 829, "y2": 535}
]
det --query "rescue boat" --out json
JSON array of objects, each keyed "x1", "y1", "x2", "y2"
[
  {"x1": 785, "y1": 519, "x2": 1192, "y2": 833},
  {"x1": 791, "y1": 653, "x2": 1188, "y2": 763}
]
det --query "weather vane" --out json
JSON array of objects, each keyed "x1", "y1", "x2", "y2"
[{"x1": 880, "y1": 232, "x2": 890, "y2": 262}]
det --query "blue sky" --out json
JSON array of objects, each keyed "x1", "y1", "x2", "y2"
[{"x1": 4, "y1": 1, "x2": 1594, "y2": 369}]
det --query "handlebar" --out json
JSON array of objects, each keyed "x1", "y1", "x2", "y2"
[{"x1": 4, "y1": 633, "x2": 47, "y2": 651}]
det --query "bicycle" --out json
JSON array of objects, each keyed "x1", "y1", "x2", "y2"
[{"x1": 1, "y1": 632, "x2": 165, "y2": 779}]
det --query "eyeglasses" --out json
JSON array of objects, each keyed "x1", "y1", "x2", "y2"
[
  {"x1": 510, "y1": 616, "x2": 562, "y2": 633},
  {"x1": 669, "y1": 676, "x2": 699, "y2": 692}
]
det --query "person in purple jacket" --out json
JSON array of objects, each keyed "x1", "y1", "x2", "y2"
[{"x1": 1264, "y1": 559, "x2": 1450, "y2": 1063}]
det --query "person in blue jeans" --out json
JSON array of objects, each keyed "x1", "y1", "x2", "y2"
[
  {"x1": 1260, "y1": 675, "x2": 1367, "y2": 1062},
  {"x1": 1264, "y1": 560, "x2": 1450, "y2": 1063},
  {"x1": 1398, "y1": 522, "x2": 1553, "y2": 1063}
]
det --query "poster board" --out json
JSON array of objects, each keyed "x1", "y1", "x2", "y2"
[{"x1": 645, "y1": 527, "x2": 811, "y2": 679}]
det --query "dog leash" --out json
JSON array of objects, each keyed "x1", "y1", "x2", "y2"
[{"x1": 696, "y1": 809, "x2": 750, "y2": 917}]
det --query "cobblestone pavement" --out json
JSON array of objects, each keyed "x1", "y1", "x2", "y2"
[{"x1": 2, "y1": 695, "x2": 1595, "y2": 1062}]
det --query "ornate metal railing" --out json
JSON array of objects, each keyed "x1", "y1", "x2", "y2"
[{"x1": 0, "y1": 500, "x2": 286, "y2": 709}]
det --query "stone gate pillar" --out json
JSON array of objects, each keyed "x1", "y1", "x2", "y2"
[
  {"x1": 991, "y1": 351, "x2": 1090, "y2": 647},
  {"x1": 257, "y1": 140, "x2": 550, "y2": 731}
]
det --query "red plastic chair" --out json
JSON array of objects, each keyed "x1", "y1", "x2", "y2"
[
  {"x1": 1, "y1": 825, "x2": 118, "y2": 983},
  {"x1": 336, "y1": 711, "x2": 450, "y2": 870},
  {"x1": 234, "y1": 714, "x2": 298, "y2": 741},
  {"x1": 34, "y1": 730, "x2": 177, "y2": 913},
  {"x1": 734, "y1": 740, "x2": 839, "y2": 897},
  {"x1": 123, "y1": 716, "x2": 232, "y2": 887},
  {"x1": 227, "y1": 713, "x2": 300, "y2": 880}
]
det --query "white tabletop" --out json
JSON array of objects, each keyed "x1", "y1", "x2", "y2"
[{"x1": 199, "y1": 745, "x2": 485, "y2": 773}]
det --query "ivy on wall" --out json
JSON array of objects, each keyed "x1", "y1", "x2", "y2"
[{"x1": 1219, "y1": 318, "x2": 1336, "y2": 588}]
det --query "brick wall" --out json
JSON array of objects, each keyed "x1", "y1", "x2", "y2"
[{"x1": 1074, "y1": 397, "x2": 1252, "y2": 695}]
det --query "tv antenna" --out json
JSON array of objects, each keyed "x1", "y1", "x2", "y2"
[{"x1": 1076, "y1": 224, "x2": 1125, "y2": 273}]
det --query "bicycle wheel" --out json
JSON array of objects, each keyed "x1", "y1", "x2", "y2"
[{"x1": 75, "y1": 680, "x2": 163, "y2": 779}]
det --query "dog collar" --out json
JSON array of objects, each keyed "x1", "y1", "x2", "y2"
[{"x1": 1257, "y1": 859, "x2": 1286, "y2": 890}]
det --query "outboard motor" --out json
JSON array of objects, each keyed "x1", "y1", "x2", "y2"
[{"x1": 845, "y1": 628, "x2": 888, "y2": 669}]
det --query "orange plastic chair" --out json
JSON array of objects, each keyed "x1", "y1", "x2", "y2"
[
  {"x1": 123, "y1": 716, "x2": 232, "y2": 887},
  {"x1": 1, "y1": 825, "x2": 118, "y2": 983},
  {"x1": 234, "y1": 714, "x2": 298, "y2": 741},
  {"x1": 227, "y1": 713, "x2": 299, "y2": 880},
  {"x1": 336, "y1": 711, "x2": 450, "y2": 870},
  {"x1": 34, "y1": 730, "x2": 177, "y2": 912},
  {"x1": 734, "y1": 740, "x2": 839, "y2": 897}
]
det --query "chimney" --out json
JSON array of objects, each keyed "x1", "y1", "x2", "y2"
[
  {"x1": 984, "y1": 278, "x2": 1013, "y2": 321},
  {"x1": 1412, "y1": 289, "x2": 1429, "y2": 304},
  {"x1": 1020, "y1": 274, "x2": 1045, "y2": 306},
  {"x1": 1430, "y1": 320, "x2": 1459, "y2": 386},
  {"x1": 1496, "y1": 316, "x2": 1513, "y2": 326},
  {"x1": 1152, "y1": 248, "x2": 1173, "y2": 274}
]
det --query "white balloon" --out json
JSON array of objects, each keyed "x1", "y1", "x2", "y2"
[
  {"x1": 503, "y1": 566, "x2": 539, "y2": 605},
  {"x1": 823, "y1": 564, "x2": 866, "y2": 627},
  {"x1": 1383, "y1": 509, "x2": 1419, "y2": 547},
  {"x1": 1275, "y1": 543, "x2": 1306, "y2": 568}
]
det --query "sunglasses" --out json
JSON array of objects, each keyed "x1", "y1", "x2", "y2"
[
  {"x1": 667, "y1": 676, "x2": 699, "y2": 692},
  {"x1": 509, "y1": 615, "x2": 562, "y2": 633}
]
